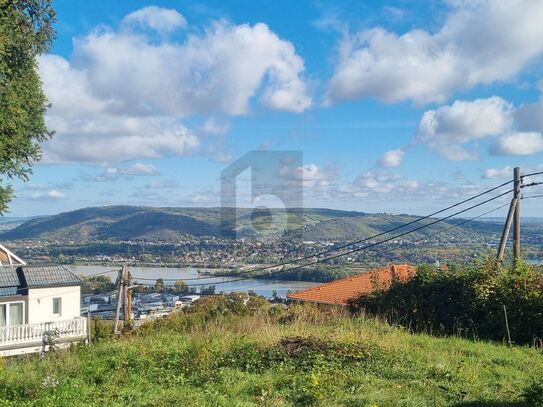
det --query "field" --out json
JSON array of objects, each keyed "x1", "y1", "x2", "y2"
[{"x1": 1, "y1": 301, "x2": 542, "y2": 407}]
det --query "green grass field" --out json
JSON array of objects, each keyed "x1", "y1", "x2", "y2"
[{"x1": 1, "y1": 304, "x2": 542, "y2": 406}]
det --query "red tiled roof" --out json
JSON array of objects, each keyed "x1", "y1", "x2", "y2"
[{"x1": 287, "y1": 264, "x2": 416, "y2": 305}]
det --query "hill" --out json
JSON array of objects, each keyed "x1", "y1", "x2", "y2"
[
  {"x1": 1, "y1": 300, "x2": 541, "y2": 406},
  {"x1": 2, "y1": 205, "x2": 538, "y2": 243}
]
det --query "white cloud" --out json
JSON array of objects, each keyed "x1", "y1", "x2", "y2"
[
  {"x1": 40, "y1": 55, "x2": 199, "y2": 164},
  {"x1": 378, "y1": 149, "x2": 405, "y2": 167},
  {"x1": 328, "y1": 1, "x2": 543, "y2": 104},
  {"x1": 516, "y1": 98, "x2": 543, "y2": 132},
  {"x1": 109, "y1": 163, "x2": 161, "y2": 176},
  {"x1": 483, "y1": 166, "x2": 515, "y2": 179},
  {"x1": 144, "y1": 180, "x2": 180, "y2": 189},
  {"x1": 69, "y1": 20, "x2": 310, "y2": 116},
  {"x1": 483, "y1": 164, "x2": 543, "y2": 179},
  {"x1": 83, "y1": 163, "x2": 160, "y2": 182},
  {"x1": 491, "y1": 132, "x2": 543, "y2": 156},
  {"x1": 353, "y1": 171, "x2": 419, "y2": 195},
  {"x1": 279, "y1": 163, "x2": 337, "y2": 188},
  {"x1": 29, "y1": 190, "x2": 66, "y2": 200},
  {"x1": 121, "y1": 6, "x2": 187, "y2": 35},
  {"x1": 414, "y1": 97, "x2": 513, "y2": 160},
  {"x1": 39, "y1": 8, "x2": 311, "y2": 164},
  {"x1": 189, "y1": 193, "x2": 210, "y2": 204}
]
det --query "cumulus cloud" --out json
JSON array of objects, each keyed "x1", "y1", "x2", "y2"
[
  {"x1": 414, "y1": 97, "x2": 513, "y2": 160},
  {"x1": 189, "y1": 193, "x2": 211, "y2": 204},
  {"x1": 40, "y1": 55, "x2": 199, "y2": 163},
  {"x1": 491, "y1": 132, "x2": 543, "y2": 156},
  {"x1": 29, "y1": 190, "x2": 66, "y2": 200},
  {"x1": 483, "y1": 164, "x2": 543, "y2": 179},
  {"x1": 328, "y1": 1, "x2": 543, "y2": 104},
  {"x1": 69, "y1": 20, "x2": 310, "y2": 116},
  {"x1": 516, "y1": 98, "x2": 543, "y2": 132},
  {"x1": 40, "y1": 7, "x2": 311, "y2": 164},
  {"x1": 110, "y1": 163, "x2": 160, "y2": 176},
  {"x1": 279, "y1": 163, "x2": 337, "y2": 188},
  {"x1": 483, "y1": 166, "x2": 515, "y2": 179},
  {"x1": 121, "y1": 6, "x2": 187, "y2": 35},
  {"x1": 378, "y1": 149, "x2": 405, "y2": 167},
  {"x1": 353, "y1": 171, "x2": 419, "y2": 195},
  {"x1": 83, "y1": 163, "x2": 160, "y2": 182}
]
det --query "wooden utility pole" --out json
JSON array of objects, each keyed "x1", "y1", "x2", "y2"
[
  {"x1": 497, "y1": 167, "x2": 522, "y2": 262},
  {"x1": 113, "y1": 265, "x2": 133, "y2": 334},
  {"x1": 497, "y1": 199, "x2": 517, "y2": 261},
  {"x1": 124, "y1": 267, "x2": 132, "y2": 325},
  {"x1": 122, "y1": 265, "x2": 129, "y2": 322},
  {"x1": 113, "y1": 266, "x2": 126, "y2": 335},
  {"x1": 513, "y1": 167, "x2": 522, "y2": 260}
]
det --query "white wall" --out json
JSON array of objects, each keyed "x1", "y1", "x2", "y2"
[{"x1": 27, "y1": 286, "x2": 81, "y2": 324}]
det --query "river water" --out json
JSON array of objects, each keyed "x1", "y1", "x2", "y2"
[{"x1": 67, "y1": 265, "x2": 320, "y2": 298}]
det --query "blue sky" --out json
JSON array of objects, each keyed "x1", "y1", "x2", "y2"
[{"x1": 8, "y1": 0, "x2": 543, "y2": 217}]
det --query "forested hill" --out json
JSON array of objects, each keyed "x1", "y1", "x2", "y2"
[{"x1": 1, "y1": 205, "x2": 541, "y2": 243}]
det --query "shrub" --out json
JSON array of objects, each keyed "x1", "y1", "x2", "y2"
[
  {"x1": 523, "y1": 380, "x2": 543, "y2": 407},
  {"x1": 347, "y1": 259, "x2": 543, "y2": 344}
]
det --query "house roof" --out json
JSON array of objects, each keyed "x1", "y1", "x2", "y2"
[
  {"x1": 0, "y1": 264, "x2": 82, "y2": 297},
  {"x1": 21, "y1": 265, "x2": 82, "y2": 288},
  {"x1": 0, "y1": 244, "x2": 26, "y2": 266},
  {"x1": 287, "y1": 264, "x2": 416, "y2": 306},
  {"x1": 0, "y1": 267, "x2": 23, "y2": 297}
]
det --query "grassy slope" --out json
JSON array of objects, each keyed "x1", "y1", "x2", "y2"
[{"x1": 1, "y1": 307, "x2": 542, "y2": 406}]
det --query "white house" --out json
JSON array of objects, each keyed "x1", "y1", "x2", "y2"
[{"x1": 0, "y1": 246, "x2": 87, "y2": 356}]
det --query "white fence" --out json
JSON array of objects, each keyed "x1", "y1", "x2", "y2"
[{"x1": 0, "y1": 318, "x2": 87, "y2": 349}]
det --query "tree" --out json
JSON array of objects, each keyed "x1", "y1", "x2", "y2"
[
  {"x1": 173, "y1": 279, "x2": 188, "y2": 294},
  {"x1": 154, "y1": 278, "x2": 165, "y2": 292},
  {"x1": 0, "y1": 0, "x2": 55, "y2": 213}
]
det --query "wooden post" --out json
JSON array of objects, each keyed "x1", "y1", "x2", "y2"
[
  {"x1": 125, "y1": 268, "x2": 132, "y2": 325},
  {"x1": 513, "y1": 167, "x2": 522, "y2": 261},
  {"x1": 87, "y1": 308, "x2": 92, "y2": 346},
  {"x1": 503, "y1": 305, "x2": 512, "y2": 346},
  {"x1": 122, "y1": 265, "x2": 129, "y2": 323},
  {"x1": 113, "y1": 267, "x2": 125, "y2": 335},
  {"x1": 497, "y1": 198, "x2": 517, "y2": 261}
]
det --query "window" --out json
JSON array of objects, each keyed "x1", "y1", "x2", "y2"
[
  {"x1": 0, "y1": 304, "x2": 5, "y2": 327},
  {"x1": 53, "y1": 297, "x2": 62, "y2": 317},
  {"x1": 9, "y1": 303, "x2": 23, "y2": 326},
  {"x1": 0, "y1": 302, "x2": 24, "y2": 326}
]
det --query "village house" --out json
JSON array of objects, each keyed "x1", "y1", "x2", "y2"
[
  {"x1": 0, "y1": 245, "x2": 87, "y2": 356},
  {"x1": 288, "y1": 264, "x2": 416, "y2": 306}
]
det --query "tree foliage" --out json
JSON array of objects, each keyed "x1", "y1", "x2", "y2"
[{"x1": 0, "y1": 0, "x2": 55, "y2": 213}]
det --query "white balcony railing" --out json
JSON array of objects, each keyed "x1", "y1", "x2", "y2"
[{"x1": 0, "y1": 318, "x2": 87, "y2": 348}]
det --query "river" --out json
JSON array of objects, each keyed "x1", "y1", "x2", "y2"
[{"x1": 67, "y1": 265, "x2": 320, "y2": 298}]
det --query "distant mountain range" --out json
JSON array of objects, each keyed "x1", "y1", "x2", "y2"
[{"x1": 0, "y1": 205, "x2": 541, "y2": 243}]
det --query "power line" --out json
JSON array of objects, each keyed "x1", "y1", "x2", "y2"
[
  {"x1": 522, "y1": 194, "x2": 543, "y2": 200},
  {"x1": 522, "y1": 181, "x2": 543, "y2": 188},
  {"x1": 129, "y1": 183, "x2": 514, "y2": 283},
  {"x1": 11, "y1": 200, "x2": 514, "y2": 297},
  {"x1": 523, "y1": 171, "x2": 543, "y2": 178},
  {"x1": 83, "y1": 269, "x2": 120, "y2": 277},
  {"x1": 130, "y1": 274, "x2": 234, "y2": 282},
  {"x1": 180, "y1": 188, "x2": 513, "y2": 286},
  {"x1": 218, "y1": 201, "x2": 512, "y2": 293},
  {"x1": 186, "y1": 180, "x2": 514, "y2": 280}
]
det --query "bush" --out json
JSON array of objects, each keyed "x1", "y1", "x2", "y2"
[
  {"x1": 91, "y1": 318, "x2": 115, "y2": 342},
  {"x1": 348, "y1": 259, "x2": 543, "y2": 344},
  {"x1": 523, "y1": 380, "x2": 543, "y2": 407}
]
